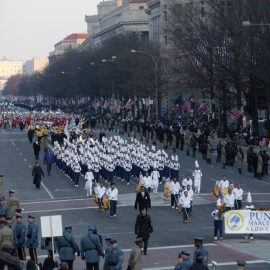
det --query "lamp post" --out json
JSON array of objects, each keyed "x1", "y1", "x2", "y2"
[{"x1": 130, "y1": 49, "x2": 159, "y2": 123}]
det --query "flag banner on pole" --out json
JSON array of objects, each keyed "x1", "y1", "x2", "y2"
[
  {"x1": 198, "y1": 103, "x2": 209, "y2": 115},
  {"x1": 125, "y1": 98, "x2": 134, "y2": 110},
  {"x1": 182, "y1": 100, "x2": 191, "y2": 113},
  {"x1": 231, "y1": 106, "x2": 244, "y2": 120}
]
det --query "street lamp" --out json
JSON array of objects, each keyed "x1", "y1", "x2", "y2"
[{"x1": 130, "y1": 49, "x2": 159, "y2": 123}]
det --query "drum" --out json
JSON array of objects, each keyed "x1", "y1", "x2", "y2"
[
  {"x1": 136, "y1": 183, "x2": 143, "y2": 192},
  {"x1": 103, "y1": 195, "x2": 109, "y2": 210},
  {"x1": 213, "y1": 185, "x2": 220, "y2": 197},
  {"x1": 178, "y1": 204, "x2": 183, "y2": 214},
  {"x1": 164, "y1": 184, "x2": 171, "y2": 198},
  {"x1": 222, "y1": 188, "x2": 228, "y2": 196}
]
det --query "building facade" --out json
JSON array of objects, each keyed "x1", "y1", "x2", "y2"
[
  {"x1": 146, "y1": 0, "x2": 205, "y2": 109},
  {"x1": 80, "y1": 0, "x2": 149, "y2": 50},
  {"x1": 23, "y1": 57, "x2": 49, "y2": 76},
  {"x1": 49, "y1": 33, "x2": 87, "y2": 63},
  {"x1": 0, "y1": 58, "x2": 23, "y2": 92}
]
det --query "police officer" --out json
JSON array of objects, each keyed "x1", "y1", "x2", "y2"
[
  {"x1": 193, "y1": 237, "x2": 208, "y2": 266},
  {"x1": 80, "y1": 224, "x2": 105, "y2": 270},
  {"x1": 57, "y1": 225, "x2": 80, "y2": 270},
  {"x1": 180, "y1": 250, "x2": 192, "y2": 270},
  {"x1": 13, "y1": 214, "x2": 26, "y2": 261},
  {"x1": 26, "y1": 214, "x2": 39, "y2": 264},
  {"x1": 107, "y1": 239, "x2": 123, "y2": 270},
  {"x1": 103, "y1": 235, "x2": 112, "y2": 270},
  {"x1": 0, "y1": 197, "x2": 9, "y2": 218}
]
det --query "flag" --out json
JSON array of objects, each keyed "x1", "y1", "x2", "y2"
[
  {"x1": 125, "y1": 98, "x2": 134, "y2": 110},
  {"x1": 231, "y1": 106, "x2": 244, "y2": 120},
  {"x1": 198, "y1": 103, "x2": 209, "y2": 115},
  {"x1": 182, "y1": 100, "x2": 191, "y2": 113}
]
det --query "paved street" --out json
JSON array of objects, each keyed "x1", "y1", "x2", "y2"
[{"x1": 0, "y1": 128, "x2": 270, "y2": 269}]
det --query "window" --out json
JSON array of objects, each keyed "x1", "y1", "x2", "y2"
[
  {"x1": 164, "y1": 11, "x2": 167, "y2": 21},
  {"x1": 164, "y1": 35, "x2": 168, "y2": 46},
  {"x1": 139, "y1": 6, "x2": 144, "y2": 10},
  {"x1": 200, "y1": 7, "x2": 205, "y2": 17}
]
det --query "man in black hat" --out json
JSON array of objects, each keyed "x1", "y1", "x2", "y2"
[
  {"x1": 26, "y1": 214, "x2": 39, "y2": 264},
  {"x1": 57, "y1": 225, "x2": 80, "y2": 270},
  {"x1": 13, "y1": 214, "x2": 26, "y2": 261},
  {"x1": 135, "y1": 208, "x2": 153, "y2": 255}
]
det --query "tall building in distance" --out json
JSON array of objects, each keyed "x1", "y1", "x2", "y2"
[
  {"x1": 80, "y1": 0, "x2": 149, "y2": 50},
  {"x1": 0, "y1": 57, "x2": 23, "y2": 92},
  {"x1": 49, "y1": 33, "x2": 87, "y2": 63},
  {"x1": 23, "y1": 57, "x2": 49, "y2": 76}
]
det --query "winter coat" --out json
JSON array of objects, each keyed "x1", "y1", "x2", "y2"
[{"x1": 135, "y1": 214, "x2": 153, "y2": 240}]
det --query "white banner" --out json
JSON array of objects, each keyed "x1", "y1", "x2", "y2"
[
  {"x1": 224, "y1": 210, "x2": 270, "y2": 234},
  {"x1": 41, "y1": 215, "x2": 63, "y2": 238}
]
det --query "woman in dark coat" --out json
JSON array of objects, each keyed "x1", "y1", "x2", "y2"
[
  {"x1": 32, "y1": 161, "x2": 45, "y2": 189},
  {"x1": 135, "y1": 208, "x2": 153, "y2": 255}
]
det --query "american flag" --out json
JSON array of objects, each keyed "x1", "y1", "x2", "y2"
[
  {"x1": 125, "y1": 98, "x2": 134, "y2": 110},
  {"x1": 198, "y1": 103, "x2": 209, "y2": 115},
  {"x1": 182, "y1": 100, "x2": 191, "y2": 113},
  {"x1": 231, "y1": 107, "x2": 244, "y2": 120}
]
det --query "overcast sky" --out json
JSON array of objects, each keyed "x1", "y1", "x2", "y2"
[{"x1": 0, "y1": 0, "x2": 101, "y2": 61}]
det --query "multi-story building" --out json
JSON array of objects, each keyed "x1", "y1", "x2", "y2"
[
  {"x1": 80, "y1": 0, "x2": 149, "y2": 50},
  {"x1": 49, "y1": 33, "x2": 87, "y2": 63},
  {"x1": 146, "y1": 0, "x2": 206, "y2": 109},
  {"x1": 23, "y1": 57, "x2": 49, "y2": 76},
  {"x1": 0, "y1": 58, "x2": 23, "y2": 92}
]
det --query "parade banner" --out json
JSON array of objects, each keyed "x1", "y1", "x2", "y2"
[{"x1": 224, "y1": 210, "x2": 270, "y2": 234}]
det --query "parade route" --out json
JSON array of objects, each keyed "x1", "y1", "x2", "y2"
[{"x1": 0, "y1": 129, "x2": 270, "y2": 269}]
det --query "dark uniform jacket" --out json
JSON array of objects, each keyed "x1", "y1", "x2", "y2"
[
  {"x1": 13, "y1": 221, "x2": 26, "y2": 247},
  {"x1": 135, "y1": 214, "x2": 153, "y2": 240},
  {"x1": 134, "y1": 192, "x2": 151, "y2": 211},
  {"x1": 80, "y1": 233, "x2": 104, "y2": 263},
  {"x1": 107, "y1": 247, "x2": 123, "y2": 270},
  {"x1": 58, "y1": 231, "x2": 80, "y2": 261},
  {"x1": 26, "y1": 222, "x2": 38, "y2": 248}
]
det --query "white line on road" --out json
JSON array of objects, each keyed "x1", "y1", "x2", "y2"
[
  {"x1": 41, "y1": 181, "x2": 54, "y2": 199},
  {"x1": 10, "y1": 140, "x2": 15, "y2": 146},
  {"x1": 19, "y1": 152, "x2": 22, "y2": 155},
  {"x1": 21, "y1": 197, "x2": 94, "y2": 205},
  {"x1": 23, "y1": 204, "x2": 128, "y2": 213},
  {"x1": 28, "y1": 165, "x2": 32, "y2": 168},
  {"x1": 23, "y1": 159, "x2": 27, "y2": 161}
]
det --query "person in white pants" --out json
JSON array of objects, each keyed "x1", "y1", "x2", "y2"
[
  {"x1": 193, "y1": 161, "x2": 202, "y2": 194},
  {"x1": 84, "y1": 170, "x2": 94, "y2": 196},
  {"x1": 151, "y1": 165, "x2": 160, "y2": 193}
]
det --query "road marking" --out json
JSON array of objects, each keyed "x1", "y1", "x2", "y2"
[
  {"x1": 19, "y1": 152, "x2": 22, "y2": 155},
  {"x1": 41, "y1": 181, "x2": 54, "y2": 199},
  {"x1": 24, "y1": 159, "x2": 27, "y2": 162},
  {"x1": 11, "y1": 140, "x2": 15, "y2": 146},
  {"x1": 255, "y1": 180, "x2": 270, "y2": 186},
  {"x1": 21, "y1": 197, "x2": 94, "y2": 205},
  {"x1": 28, "y1": 165, "x2": 32, "y2": 168},
  {"x1": 23, "y1": 204, "x2": 128, "y2": 213}
]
